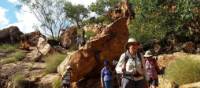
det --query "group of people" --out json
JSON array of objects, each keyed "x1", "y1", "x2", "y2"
[
  {"x1": 62, "y1": 37, "x2": 160, "y2": 88},
  {"x1": 101, "y1": 38, "x2": 160, "y2": 88}
]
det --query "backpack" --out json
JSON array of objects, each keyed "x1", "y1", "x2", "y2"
[
  {"x1": 123, "y1": 51, "x2": 144, "y2": 77},
  {"x1": 124, "y1": 51, "x2": 143, "y2": 68}
]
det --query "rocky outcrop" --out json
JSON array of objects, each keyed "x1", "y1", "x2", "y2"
[
  {"x1": 37, "y1": 74, "x2": 60, "y2": 88},
  {"x1": 60, "y1": 26, "x2": 77, "y2": 49},
  {"x1": 20, "y1": 31, "x2": 42, "y2": 50},
  {"x1": 58, "y1": 0, "x2": 131, "y2": 82},
  {"x1": 25, "y1": 36, "x2": 51, "y2": 61},
  {"x1": 0, "y1": 26, "x2": 23, "y2": 44},
  {"x1": 0, "y1": 62, "x2": 46, "y2": 88}
]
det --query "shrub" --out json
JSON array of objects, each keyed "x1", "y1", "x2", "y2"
[
  {"x1": 45, "y1": 53, "x2": 66, "y2": 73},
  {"x1": 0, "y1": 57, "x2": 17, "y2": 65},
  {"x1": 85, "y1": 31, "x2": 96, "y2": 40},
  {"x1": 53, "y1": 76, "x2": 62, "y2": 88},
  {"x1": 12, "y1": 74, "x2": 25, "y2": 88},
  {"x1": 14, "y1": 51, "x2": 26, "y2": 61},
  {"x1": 0, "y1": 44, "x2": 17, "y2": 52},
  {"x1": 165, "y1": 56, "x2": 200, "y2": 85}
]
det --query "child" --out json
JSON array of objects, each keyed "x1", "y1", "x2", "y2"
[
  {"x1": 144, "y1": 50, "x2": 160, "y2": 88},
  {"x1": 101, "y1": 60, "x2": 112, "y2": 88},
  {"x1": 62, "y1": 66, "x2": 72, "y2": 88}
]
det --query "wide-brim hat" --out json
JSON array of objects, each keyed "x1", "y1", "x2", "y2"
[
  {"x1": 144, "y1": 50, "x2": 153, "y2": 57},
  {"x1": 125, "y1": 38, "x2": 139, "y2": 49}
]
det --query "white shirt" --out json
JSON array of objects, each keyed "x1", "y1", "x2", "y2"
[{"x1": 115, "y1": 51, "x2": 144, "y2": 80}]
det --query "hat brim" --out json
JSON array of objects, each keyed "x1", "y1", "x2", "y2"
[
  {"x1": 144, "y1": 55, "x2": 152, "y2": 57},
  {"x1": 125, "y1": 42, "x2": 139, "y2": 49}
]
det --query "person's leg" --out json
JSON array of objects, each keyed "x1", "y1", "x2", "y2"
[
  {"x1": 135, "y1": 79, "x2": 147, "y2": 88},
  {"x1": 104, "y1": 80, "x2": 112, "y2": 88},
  {"x1": 151, "y1": 79, "x2": 158, "y2": 88},
  {"x1": 121, "y1": 78, "x2": 134, "y2": 88}
]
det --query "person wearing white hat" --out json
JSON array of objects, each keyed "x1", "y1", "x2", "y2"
[
  {"x1": 62, "y1": 65, "x2": 72, "y2": 88},
  {"x1": 115, "y1": 38, "x2": 147, "y2": 88},
  {"x1": 144, "y1": 50, "x2": 159, "y2": 88}
]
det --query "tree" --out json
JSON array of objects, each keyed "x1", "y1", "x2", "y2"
[
  {"x1": 88, "y1": 0, "x2": 121, "y2": 23},
  {"x1": 89, "y1": 0, "x2": 120, "y2": 15},
  {"x1": 19, "y1": 0, "x2": 68, "y2": 39},
  {"x1": 64, "y1": 1, "x2": 89, "y2": 41},
  {"x1": 128, "y1": 0, "x2": 199, "y2": 43}
]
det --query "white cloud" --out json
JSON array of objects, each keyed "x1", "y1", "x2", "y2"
[
  {"x1": 3, "y1": 5, "x2": 40, "y2": 33},
  {"x1": 2, "y1": 0, "x2": 96, "y2": 33},
  {"x1": 0, "y1": 7, "x2": 9, "y2": 27},
  {"x1": 7, "y1": 0, "x2": 20, "y2": 4},
  {"x1": 15, "y1": 5, "x2": 39, "y2": 33}
]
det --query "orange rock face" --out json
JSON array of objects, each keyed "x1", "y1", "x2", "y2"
[
  {"x1": 58, "y1": 17, "x2": 129, "y2": 82},
  {"x1": 60, "y1": 26, "x2": 77, "y2": 49},
  {"x1": 58, "y1": 0, "x2": 132, "y2": 82}
]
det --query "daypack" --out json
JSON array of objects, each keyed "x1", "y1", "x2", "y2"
[
  {"x1": 124, "y1": 51, "x2": 144, "y2": 77},
  {"x1": 124, "y1": 51, "x2": 143, "y2": 67}
]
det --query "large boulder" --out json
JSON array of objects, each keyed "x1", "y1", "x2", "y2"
[
  {"x1": 20, "y1": 31, "x2": 42, "y2": 50},
  {"x1": 58, "y1": 0, "x2": 132, "y2": 82},
  {"x1": 60, "y1": 26, "x2": 77, "y2": 49},
  {"x1": 0, "y1": 26, "x2": 23, "y2": 44},
  {"x1": 25, "y1": 36, "x2": 51, "y2": 61}
]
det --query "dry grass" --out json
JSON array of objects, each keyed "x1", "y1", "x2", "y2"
[
  {"x1": 45, "y1": 53, "x2": 67, "y2": 73},
  {"x1": 165, "y1": 56, "x2": 200, "y2": 85}
]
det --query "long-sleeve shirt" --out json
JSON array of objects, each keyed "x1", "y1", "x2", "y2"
[{"x1": 115, "y1": 51, "x2": 144, "y2": 81}]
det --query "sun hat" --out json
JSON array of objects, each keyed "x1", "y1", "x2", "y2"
[
  {"x1": 144, "y1": 50, "x2": 153, "y2": 58},
  {"x1": 125, "y1": 38, "x2": 139, "y2": 49}
]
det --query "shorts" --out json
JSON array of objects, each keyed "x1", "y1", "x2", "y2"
[{"x1": 148, "y1": 78, "x2": 158, "y2": 86}]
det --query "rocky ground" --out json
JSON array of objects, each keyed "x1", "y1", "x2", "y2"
[{"x1": 1, "y1": 47, "x2": 200, "y2": 88}]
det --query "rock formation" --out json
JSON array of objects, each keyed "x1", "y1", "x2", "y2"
[
  {"x1": 60, "y1": 26, "x2": 77, "y2": 49},
  {"x1": 20, "y1": 31, "x2": 42, "y2": 50},
  {"x1": 58, "y1": 0, "x2": 132, "y2": 82},
  {"x1": 25, "y1": 36, "x2": 51, "y2": 61},
  {"x1": 0, "y1": 26, "x2": 23, "y2": 44}
]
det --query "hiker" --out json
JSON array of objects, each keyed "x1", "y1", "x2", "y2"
[
  {"x1": 144, "y1": 50, "x2": 159, "y2": 88},
  {"x1": 115, "y1": 38, "x2": 147, "y2": 88},
  {"x1": 101, "y1": 60, "x2": 112, "y2": 88},
  {"x1": 62, "y1": 66, "x2": 72, "y2": 88}
]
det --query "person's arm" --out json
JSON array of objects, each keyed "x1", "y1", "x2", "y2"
[
  {"x1": 115, "y1": 53, "x2": 126, "y2": 74},
  {"x1": 137, "y1": 53, "x2": 145, "y2": 75},
  {"x1": 101, "y1": 69, "x2": 105, "y2": 88}
]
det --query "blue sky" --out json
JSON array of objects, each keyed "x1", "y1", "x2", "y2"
[
  {"x1": 0, "y1": 0, "x2": 96, "y2": 33},
  {"x1": 0, "y1": 0, "x2": 18, "y2": 24}
]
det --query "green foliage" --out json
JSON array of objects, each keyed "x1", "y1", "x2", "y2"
[
  {"x1": 89, "y1": 0, "x2": 120, "y2": 15},
  {"x1": 14, "y1": 51, "x2": 26, "y2": 61},
  {"x1": 88, "y1": 0, "x2": 120, "y2": 23},
  {"x1": 64, "y1": 1, "x2": 89, "y2": 27},
  {"x1": 53, "y1": 76, "x2": 62, "y2": 88},
  {"x1": 19, "y1": 0, "x2": 68, "y2": 39},
  {"x1": 45, "y1": 53, "x2": 66, "y2": 73},
  {"x1": 85, "y1": 31, "x2": 96, "y2": 40},
  {"x1": 165, "y1": 57, "x2": 200, "y2": 85},
  {"x1": 0, "y1": 44, "x2": 17, "y2": 52},
  {"x1": 128, "y1": 0, "x2": 199, "y2": 43},
  {"x1": 12, "y1": 74, "x2": 26, "y2": 88}
]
